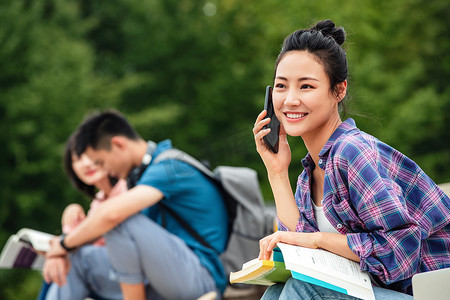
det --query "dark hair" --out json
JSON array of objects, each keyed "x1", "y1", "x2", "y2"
[
  {"x1": 74, "y1": 109, "x2": 140, "y2": 156},
  {"x1": 64, "y1": 131, "x2": 119, "y2": 198},
  {"x1": 63, "y1": 131, "x2": 96, "y2": 198},
  {"x1": 275, "y1": 20, "x2": 348, "y2": 112}
]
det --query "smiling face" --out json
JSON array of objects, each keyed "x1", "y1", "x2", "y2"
[
  {"x1": 273, "y1": 50, "x2": 346, "y2": 142},
  {"x1": 72, "y1": 153, "x2": 108, "y2": 186}
]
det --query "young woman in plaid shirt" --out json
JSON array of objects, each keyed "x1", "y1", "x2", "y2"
[{"x1": 253, "y1": 19, "x2": 450, "y2": 299}]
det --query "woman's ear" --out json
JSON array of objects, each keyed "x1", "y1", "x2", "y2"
[{"x1": 335, "y1": 80, "x2": 347, "y2": 102}]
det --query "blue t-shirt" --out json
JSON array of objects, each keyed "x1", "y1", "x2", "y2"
[{"x1": 138, "y1": 140, "x2": 229, "y2": 292}]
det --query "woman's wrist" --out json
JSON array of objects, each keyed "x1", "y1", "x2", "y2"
[
  {"x1": 312, "y1": 232, "x2": 324, "y2": 249},
  {"x1": 267, "y1": 171, "x2": 290, "y2": 188}
]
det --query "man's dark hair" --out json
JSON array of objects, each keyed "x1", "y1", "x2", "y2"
[{"x1": 74, "y1": 109, "x2": 140, "y2": 156}]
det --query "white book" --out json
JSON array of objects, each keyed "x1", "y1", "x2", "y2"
[
  {"x1": 0, "y1": 228, "x2": 55, "y2": 270},
  {"x1": 277, "y1": 242, "x2": 375, "y2": 300}
]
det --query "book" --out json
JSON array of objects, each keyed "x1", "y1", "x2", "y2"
[
  {"x1": 229, "y1": 258, "x2": 292, "y2": 286},
  {"x1": 229, "y1": 247, "x2": 291, "y2": 286},
  {"x1": 230, "y1": 243, "x2": 375, "y2": 300},
  {"x1": 0, "y1": 228, "x2": 55, "y2": 270}
]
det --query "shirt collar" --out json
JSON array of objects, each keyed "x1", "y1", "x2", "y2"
[
  {"x1": 319, "y1": 118, "x2": 356, "y2": 157},
  {"x1": 301, "y1": 118, "x2": 357, "y2": 169},
  {"x1": 95, "y1": 179, "x2": 127, "y2": 201},
  {"x1": 126, "y1": 139, "x2": 173, "y2": 189}
]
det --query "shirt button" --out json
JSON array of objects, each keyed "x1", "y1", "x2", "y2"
[
  {"x1": 318, "y1": 159, "x2": 323, "y2": 165},
  {"x1": 336, "y1": 223, "x2": 343, "y2": 229}
]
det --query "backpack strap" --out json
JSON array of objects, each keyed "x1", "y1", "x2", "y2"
[
  {"x1": 152, "y1": 148, "x2": 218, "y2": 253},
  {"x1": 153, "y1": 148, "x2": 231, "y2": 211},
  {"x1": 158, "y1": 202, "x2": 217, "y2": 252},
  {"x1": 153, "y1": 148, "x2": 215, "y2": 179},
  {"x1": 155, "y1": 148, "x2": 237, "y2": 229}
]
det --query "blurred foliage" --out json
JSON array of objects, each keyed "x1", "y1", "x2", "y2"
[{"x1": 0, "y1": 0, "x2": 449, "y2": 298}]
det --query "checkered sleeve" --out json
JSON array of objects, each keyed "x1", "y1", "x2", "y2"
[
  {"x1": 277, "y1": 217, "x2": 289, "y2": 231},
  {"x1": 331, "y1": 137, "x2": 422, "y2": 285}
]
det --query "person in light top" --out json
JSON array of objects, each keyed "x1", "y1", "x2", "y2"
[{"x1": 42, "y1": 132, "x2": 127, "y2": 300}]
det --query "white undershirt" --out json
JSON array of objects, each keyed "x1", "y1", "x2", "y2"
[{"x1": 312, "y1": 200, "x2": 339, "y2": 234}]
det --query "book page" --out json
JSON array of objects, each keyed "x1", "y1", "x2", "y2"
[
  {"x1": 242, "y1": 258, "x2": 261, "y2": 269},
  {"x1": 0, "y1": 235, "x2": 45, "y2": 269},
  {"x1": 277, "y1": 243, "x2": 370, "y2": 286}
]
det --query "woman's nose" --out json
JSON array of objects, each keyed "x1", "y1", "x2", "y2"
[{"x1": 284, "y1": 89, "x2": 301, "y2": 106}]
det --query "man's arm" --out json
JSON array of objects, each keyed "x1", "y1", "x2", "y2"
[{"x1": 47, "y1": 185, "x2": 163, "y2": 256}]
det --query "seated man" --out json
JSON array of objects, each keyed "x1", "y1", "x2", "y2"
[{"x1": 45, "y1": 110, "x2": 229, "y2": 300}]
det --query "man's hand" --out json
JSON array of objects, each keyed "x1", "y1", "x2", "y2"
[
  {"x1": 46, "y1": 236, "x2": 68, "y2": 258},
  {"x1": 42, "y1": 255, "x2": 71, "y2": 286}
]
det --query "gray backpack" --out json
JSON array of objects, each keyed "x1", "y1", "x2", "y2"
[{"x1": 154, "y1": 148, "x2": 276, "y2": 279}]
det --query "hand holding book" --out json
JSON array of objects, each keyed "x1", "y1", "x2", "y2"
[
  {"x1": 230, "y1": 247, "x2": 291, "y2": 286},
  {"x1": 258, "y1": 231, "x2": 321, "y2": 261},
  {"x1": 231, "y1": 242, "x2": 375, "y2": 300},
  {"x1": 0, "y1": 228, "x2": 55, "y2": 270}
]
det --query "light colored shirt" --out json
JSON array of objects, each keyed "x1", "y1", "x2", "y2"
[
  {"x1": 312, "y1": 201, "x2": 339, "y2": 234},
  {"x1": 63, "y1": 179, "x2": 128, "y2": 246},
  {"x1": 278, "y1": 118, "x2": 450, "y2": 295}
]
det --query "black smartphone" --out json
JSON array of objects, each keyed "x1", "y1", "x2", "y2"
[{"x1": 263, "y1": 86, "x2": 280, "y2": 153}]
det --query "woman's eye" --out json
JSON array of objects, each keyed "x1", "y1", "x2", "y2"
[
  {"x1": 301, "y1": 84, "x2": 313, "y2": 89},
  {"x1": 275, "y1": 83, "x2": 285, "y2": 88}
]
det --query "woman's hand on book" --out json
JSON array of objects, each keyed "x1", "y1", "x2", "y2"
[{"x1": 258, "y1": 231, "x2": 321, "y2": 260}]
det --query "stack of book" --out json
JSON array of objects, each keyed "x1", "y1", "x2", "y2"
[{"x1": 230, "y1": 242, "x2": 375, "y2": 300}]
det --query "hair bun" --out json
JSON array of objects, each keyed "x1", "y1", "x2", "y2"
[{"x1": 312, "y1": 19, "x2": 346, "y2": 46}]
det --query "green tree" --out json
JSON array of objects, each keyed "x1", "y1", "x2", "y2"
[{"x1": 0, "y1": 0, "x2": 119, "y2": 297}]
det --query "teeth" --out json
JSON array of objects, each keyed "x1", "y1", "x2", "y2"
[{"x1": 286, "y1": 113, "x2": 307, "y2": 119}]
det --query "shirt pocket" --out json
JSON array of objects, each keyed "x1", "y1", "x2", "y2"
[{"x1": 328, "y1": 194, "x2": 368, "y2": 233}]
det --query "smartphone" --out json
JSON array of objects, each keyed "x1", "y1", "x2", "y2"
[{"x1": 263, "y1": 86, "x2": 280, "y2": 153}]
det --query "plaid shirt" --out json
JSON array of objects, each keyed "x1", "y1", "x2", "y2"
[{"x1": 278, "y1": 118, "x2": 450, "y2": 295}]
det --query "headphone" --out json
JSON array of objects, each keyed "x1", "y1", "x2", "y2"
[{"x1": 126, "y1": 141, "x2": 157, "y2": 188}]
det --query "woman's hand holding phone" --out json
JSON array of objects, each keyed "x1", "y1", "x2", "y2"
[
  {"x1": 262, "y1": 86, "x2": 280, "y2": 153},
  {"x1": 253, "y1": 86, "x2": 292, "y2": 176}
]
